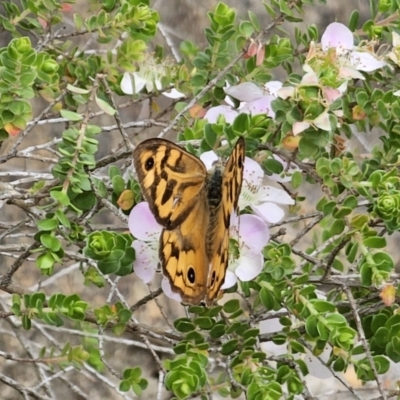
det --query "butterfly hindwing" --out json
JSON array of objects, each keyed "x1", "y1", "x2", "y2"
[
  {"x1": 206, "y1": 137, "x2": 245, "y2": 304},
  {"x1": 160, "y1": 198, "x2": 209, "y2": 304}
]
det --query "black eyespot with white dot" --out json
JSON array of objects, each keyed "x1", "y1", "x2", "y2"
[
  {"x1": 187, "y1": 267, "x2": 196, "y2": 284},
  {"x1": 144, "y1": 156, "x2": 154, "y2": 171}
]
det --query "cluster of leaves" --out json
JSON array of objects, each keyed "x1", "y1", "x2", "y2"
[
  {"x1": 0, "y1": 37, "x2": 59, "y2": 140},
  {"x1": 83, "y1": 231, "x2": 134, "y2": 276}
]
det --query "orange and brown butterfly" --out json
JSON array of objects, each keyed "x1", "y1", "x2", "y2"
[{"x1": 133, "y1": 137, "x2": 245, "y2": 305}]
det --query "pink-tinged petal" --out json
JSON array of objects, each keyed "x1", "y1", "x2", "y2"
[
  {"x1": 224, "y1": 82, "x2": 264, "y2": 102},
  {"x1": 241, "y1": 96, "x2": 275, "y2": 118},
  {"x1": 235, "y1": 247, "x2": 263, "y2": 281},
  {"x1": 277, "y1": 86, "x2": 295, "y2": 99},
  {"x1": 293, "y1": 121, "x2": 310, "y2": 135},
  {"x1": 258, "y1": 186, "x2": 295, "y2": 205},
  {"x1": 350, "y1": 51, "x2": 387, "y2": 72},
  {"x1": 162, "y1": 88, "x2": 185, "y2": 99},
  {"x1": 321, "y1": 22, "x2": 353, "y2": 52},
  {"x1": 161, "y1": 277, "x2": 182, "y2": 302},
  {"x1": 302, "y1": 65, "x2": 319, "y2": 85},
  {"x1": 204, "y1": 105, "x2": 238, "y2": 123},
  {"x1": 132, "y1": 241, "x2": 157, "y2": 283},
  {"x1": 221, "y1": 270, "x2": 237, "y2": 289},
  {"x1": 269, "y1": 155, "x2": 300, "y2": 183},
  {"x1": 200, "y1": 150, "x2": 218, "y2": 170},
  {"x1": 323, "y1": 87, "x2": 342, "y2": 104},
  {"x1": 338, "y1": 66, "x2": 365, "y2": 80},
  {"x1": 313, "y1": 111, "x2": 331, "y2": 131},
  {"x1": 264, "y1": 81, "x2": 283, "y2": 96},
  {"x1": 252, "y1": 202, "x2": 285, "y2": 223},
  {"x1": 129, "y1": 202, "x2": 162, "y2": 240},
  {"x1": 239, "y1": 214, "x2": 270, "y2": 252}
]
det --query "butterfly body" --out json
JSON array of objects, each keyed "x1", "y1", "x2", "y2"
[{"x1": 133, "y1": 137, "x2": 245, "y2": 305}]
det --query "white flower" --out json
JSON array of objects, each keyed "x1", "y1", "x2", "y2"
[
  {"x1": 120, "y1": 55, "x2": 185, "y2": 98},
  {"x1": 239, "y1": 157, "x2": 295, "y2": 223}
]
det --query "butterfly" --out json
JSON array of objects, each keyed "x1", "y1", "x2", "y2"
[{"x1": 133, "y1": 137, "x2": 245, "y2": 305}]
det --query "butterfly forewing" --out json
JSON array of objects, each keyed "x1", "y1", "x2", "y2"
[
  {"x1": 206, "y1": 137, "x2": 245, "y2": 304},
  {"x1": 133, "y1": 139, "x2": 207, "y2": 230}
]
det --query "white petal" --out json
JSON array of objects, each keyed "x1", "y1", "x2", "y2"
[
  {"x1": 235, "y1": 248, "x2": 263, "y2": 281},
  {"x1": 313, "y1": 111, "x2": 331, "y2": 131},
  {"x1": 392, "y1": 31, "x2": 400, "y2": 47},
  {"x1": 162, "y1": 88, "x2": 185, "y2": 99},
  {"x1": 243, "y1": 157, "x2": 264, "y2": 185},
  {"x1": 161, "y1": 278, "x2": 183, "y2": 302},
  {"x1": 321, "y1": 22, "x2": 353, "y2": 52},
  {"x1": 277, "y1": 86, "x2": 295, "y2": 99},
  {"x1": 132, "y1": 72, "x2": 146, "y2": 93},
  {"x1": 221, "y1": 270, "x2": 237, "y2": 289},
  {"x1": 252, "y1": 202, "x2": 285, "y2": 223},
  {"x1": 264, "y1": 80, "x2": 283, "y2": 96},
  {"x1": 350, "y1": 51, "x2": 387, "y2": 72},
  {"x1": 120, "y1": 72, "x2": 134, "y2": 95},
  {"x1": 204, "y1": 105, "x2": 238, "y2": 123},
  {"x1": 224, "y1": 82, "x2": 264, "y2": 102},
  {"x1": 129, "y1": 202, "x2": 162, "y2": 241},
  {"x1": 200, "y1": 150, "x2": 218, "y2": 170},
  {"x1": 241, "y1": 96, "x2": 275, "y2": 118},
  {"x1": 258, "y1": 185, "x2": 295, "y2": 205},
  {"x1": 338, "y1": 66, "x2": 365, "y2": 80}
]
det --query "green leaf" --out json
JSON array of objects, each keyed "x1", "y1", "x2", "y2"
[
  {"x1": 174, "y1": 318, "x2": 196, "y2": 333},
  {"x1": 67, "y1": 84, "x2": 90, "y2": 94},
  {"x1": 348, "y1": 10, "x2": 360, "y2": 31},
  {"x1": 310, "y1": 300, "x2": 336, "y2": 313},
  {"x1": 221, "y1": 339, "x2": 239, "y2": 355},
  {"x1": 60, "y1": 109, "x2": 84, "y2": 121},
  {"x1": 37, "y1": 218, "x2": 58, "y2": 231},
  {"x1": 40, "y1": 234, "x2": 61, "y2": 252},
  {"x1": 193, "y1": 316, "x2": 214, "y2": 330},
  {"x1": 362, "y1": 236, "x2": 386, "y2": 248},
  {"x1": 50, "y1": 190, "x2": 70, "y2": 206},
  {"x1": 95, "y1": 96, "x2": 116, "y2": 115},
  {"x1": 223, "y1": 299, "x2": 240, "y2": 313}
]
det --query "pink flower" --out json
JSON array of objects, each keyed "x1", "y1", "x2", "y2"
[
  {"x1": 321, "y1": 22, "x2": 386, "y2": 73},
  {"x1": 204, "y1": 81, "x2": 282, "y2": 123},
  {"x1": 129, "y1": 202, "x2": 162, "y2": 284},
  {"x1": 222, "y1": 214, "x2": 269, "y2": 290}
]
